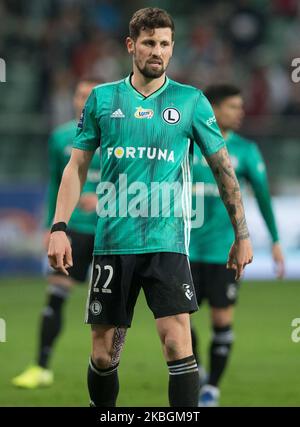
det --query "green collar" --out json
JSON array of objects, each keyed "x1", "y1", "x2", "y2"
[{"x1": 124, "y1": 73, "x2": 169, "y2": 101}]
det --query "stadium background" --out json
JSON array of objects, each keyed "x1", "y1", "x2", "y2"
[{"x1": 0, "y1": 0, "x2": 299, "y2": 406}]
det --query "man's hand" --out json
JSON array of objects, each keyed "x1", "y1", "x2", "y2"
[
  {"x1": 227, "y1": 239, "x2": 253, "y2": 280},
  {"x1": 48, "y1": 231, "x2": 73, "y2": 275},
  {"x1": 272, "y1": 242, "x2": 285, "y2": 279},
  {"x1": 78, "y1": 193, "x2": 98, "y2": 212}
]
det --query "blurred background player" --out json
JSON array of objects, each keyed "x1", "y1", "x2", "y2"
[
  {"x1": 12, "y1": 78, "x2": 101, "y2": 389},
  {"x1": 189, "y1": 84, "x2": 285, "y2": 406}
]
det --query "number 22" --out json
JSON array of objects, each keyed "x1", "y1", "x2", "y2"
[{"x1": 93, "y1": 264, "x2": 113, "y2": 294}]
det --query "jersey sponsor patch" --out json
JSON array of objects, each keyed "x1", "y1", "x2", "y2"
[
  {"x1": 78, "y1": 108, "x2": 85, "y2": 129},
  {"x1": 107, "y1": 146, "x2": 175, "y2": 162},
  {"x1": 134, "y1": 107, "x2": 154, "y2": 119},
  {"x1": 206, "y1": 115, "x2": 216, "y2": 126},
  {"x1": 162, "y1": 108, "x2": 180, "y2": 124}
]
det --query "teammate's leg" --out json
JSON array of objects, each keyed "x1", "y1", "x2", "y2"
[
  {"x1": 199, "y1": 306, "x2": 234, "y2": 406},
  {"x1": 37, "y1": 231, "x2": 93, "y2": 369},
  {"x1": 37, "y1": 274, "x2": 73, "y2": 369},
  {"x1": 88, "y1": 324, "x2": 127, "y2": 407},
  {"x1": 206, "y1": 265, "x2": 237, "y2": 390},
  {"x1": 12, "y1": 231, "x2": 93, "y2": 388},
  {"x1": 208, "y1": 306, "x2": 234, "y2": 387},
  {"x1": 11, "y1": 274, "x2": 73, "y2": 389},
  {"x1": 190, "y1": 325, "x2": 207, "y2": 384},
  {"x1": 156, "y1": 313, "x2": 199, "y2": 407},
  {"x1": 196, "y1": 264, "x2": 237, "y2": 406}
]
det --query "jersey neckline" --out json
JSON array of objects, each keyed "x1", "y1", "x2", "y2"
[{"x1": 124, "y1": 73, "x2": 169, "y2": 101}]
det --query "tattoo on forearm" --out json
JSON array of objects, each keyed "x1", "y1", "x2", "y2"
[{"x1": 207, "y1": 147, "x2": 249, "y2": 240}]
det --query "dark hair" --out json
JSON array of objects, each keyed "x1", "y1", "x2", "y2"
[
  {"x1": 129, "y1": 8, "x2": 175, "y2": 41},
  {"x1": 204, "y1": 84, "x2": 241, "y2": 106}
]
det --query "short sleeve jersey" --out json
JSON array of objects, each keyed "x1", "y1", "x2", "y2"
[{"x1": 73, "y1": 75, "x2": 225, "y2": 255}]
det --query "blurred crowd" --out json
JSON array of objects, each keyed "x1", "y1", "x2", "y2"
[{"x1": 0, "y1": 0, "x2": 299, "y2": 127}]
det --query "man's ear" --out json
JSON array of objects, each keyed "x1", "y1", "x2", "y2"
[{"x1": 126, "y1": 37, "x2": 134, "y2": 55}]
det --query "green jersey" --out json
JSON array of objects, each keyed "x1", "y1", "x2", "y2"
[
  {"x1": 189, "y1": 131, "x2": 279, "y2": 263},
  {"x1": 73, "y1": 75, "x2": 225, "y2": 255},
  {"x1": 45, "y1": 120, "x2": 100, "y2": 234}
]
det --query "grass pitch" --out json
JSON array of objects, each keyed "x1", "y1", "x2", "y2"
[{"x1": 0, "y1": 277, "x2": 299, "y2": 406}]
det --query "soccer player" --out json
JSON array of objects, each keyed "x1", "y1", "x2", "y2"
[
  {"x1": 189, "y1": 84, "x2": 285, "y2": 406},
  {"x1": 12, "y1": 78, "x2": 101, "y2": 389},
  {"x1": 48, "y1": 8, "x2": 253, "y2": 407}
]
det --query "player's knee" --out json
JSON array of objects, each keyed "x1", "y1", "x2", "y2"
[
  {"x1": 211, "y1": 308, "x2": 233, "y2": 327},
  {"x1": 164, "y1": 336, "x2": 183, "y2": 359},
  {"x1": 91, "y1": 350, "x2": 112, "y2": 370},
  {"x1": 42, "y1": 284, "x2": 70, "y2": 317},
  {"x1": 47, "y1": 284, "x2": 70, "y2": 298},
  {"x1": 91, "y1": 335, "x2": 113, "y2": 369},
  {"x1": 92, "y1": 326, "x2": 127, "y2": 369},
  {"x1": 213, "y1": 318, "x2": 229, "y2": 328}
]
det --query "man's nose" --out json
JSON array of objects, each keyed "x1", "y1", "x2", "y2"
[{"x1": 151, "y1": 44, "x2": 162, "y2": 57}]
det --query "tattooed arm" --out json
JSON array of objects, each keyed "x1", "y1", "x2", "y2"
[
  {"x1": 206, "y1": 146, "x2": 253, "y2": 279},
  {"x1": 206, "y1": 146, "x2": 249, "y2": 240}
]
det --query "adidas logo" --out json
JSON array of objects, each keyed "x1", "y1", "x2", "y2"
[{"x1": 110, "y1": 109, "x2": 125, "y2": 118}]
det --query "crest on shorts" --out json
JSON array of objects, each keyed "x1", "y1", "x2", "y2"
[
  {"x1": 90, "y1": 300, "x2": 102, "y2": 315},
  {"x1": 182, "y1": 284, "x2": 193, "y2": 300},
  {"x1": 226, "y1": 283, "x2": 237, "y2": 300}
]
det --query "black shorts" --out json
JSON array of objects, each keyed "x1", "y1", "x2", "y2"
[
  {"x1": 48, "y1": 229, "x2": 94, "y2": 283},
  {"x1": 190, "y1": 262, "x2": 239, "y2": 308},
  {"x1": 86, "y1": 252, "x2": 198, "y2": 327}
]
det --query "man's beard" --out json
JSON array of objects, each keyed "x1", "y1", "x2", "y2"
[{"x1": 135, "y1": 59, "x2": 166, "y2": 78}]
